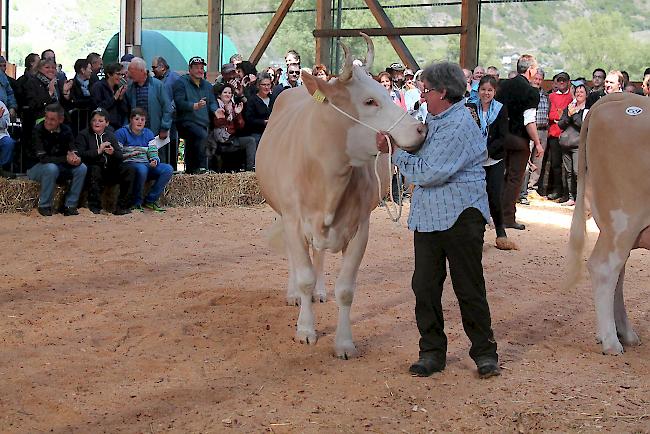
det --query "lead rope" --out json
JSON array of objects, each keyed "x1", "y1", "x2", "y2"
[{"x1": 326, "y1": 101, "x2": 408, "y2": 223}]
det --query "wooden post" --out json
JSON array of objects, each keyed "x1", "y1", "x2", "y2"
[
  {"x1": 121, "y1": 0, "x2": 142, "y2": 59},
  {"x1": 207, "y1": 0, "x2": 222, "y2": 76},
  {"x1": 363, "y1": 0, "x2": 418, "y2": 71},
  {"x1": 249, "y1": 0, "x2": 296, "y2": 66},
  {"x1": 460, "y1": 0, "x2": 479, "y2": 69},
  {"x1": 315, "y1": 0, "x2": 332, "y2": 69}
]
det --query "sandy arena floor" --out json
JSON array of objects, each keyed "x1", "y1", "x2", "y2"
[{"x1": 1, "y1": 199, "x2": 649, "y2": 433}]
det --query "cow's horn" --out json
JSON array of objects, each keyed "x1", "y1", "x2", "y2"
[
  {"x1": 360, "y1": 32, "x2": 374, "y2": 71},
  {"x1": 337, "y1": 40, "x2": 354, "y2": 83}
]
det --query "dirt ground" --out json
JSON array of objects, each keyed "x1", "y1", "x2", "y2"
[{"x1": 1, "y1": 198, "x2": 649, "y2": 433}]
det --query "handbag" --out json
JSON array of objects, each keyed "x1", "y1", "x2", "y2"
[{"x1": 559, "y1": 127, "x2": 580, "y2": 149}]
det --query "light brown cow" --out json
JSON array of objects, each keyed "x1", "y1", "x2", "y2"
[
  {"x1": 255, "y1": 36, "x2": 426, "y2": 359},
  {"x1": 566, "y1": 92, "x2": 650, "y2": 355}
]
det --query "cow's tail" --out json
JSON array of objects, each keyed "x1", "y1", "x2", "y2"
[
  {"x1": 265, "y1": 216, "x2": 286, "y2": 253},
  {"x1": 564, "y1": 110, "x2": 590, "y2": 290}
]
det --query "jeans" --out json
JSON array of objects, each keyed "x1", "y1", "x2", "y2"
[
  {"x1": 177, "y1": 122, "x2": 208, "y2": 173},
  {"x1": 124, "y1": 161, "x2": 173, "y2": 206},
  {"x1": 0, "y1": 135, "x2": 15, "y2": 167},
  {"x1": 27, "y1": 162, "x2": 88, "y2": 208},
  {"x1": 218, "y1": 136, "x2": 258, "y2": 170},
  {"x1": 501, "y1": 137, "x2": 530, "y2": 225}
]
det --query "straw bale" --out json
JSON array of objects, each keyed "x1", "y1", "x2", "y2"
[{"x1": 0, "y1": 172, "x2": 264, "y2": 214}]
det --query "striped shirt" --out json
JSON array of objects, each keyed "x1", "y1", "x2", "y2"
[
  {"x1": 393, "y1": 100, "x2": 491, "y2": 232},
  {"x1": 536, "y1": 89, "x2": 550, "y2": 129}
]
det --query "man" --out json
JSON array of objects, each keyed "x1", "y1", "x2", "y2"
[
  {"x1": 386, "y1": 62, "x2": 406, "y2": 91},
  {"x1": 0, "y1": 56, "x2": 17, "y2": 93},
  {"x1": 151, "y1": 56, "x2": 181, "y2": 169},
  {"x1": 229, "y1": 53, "x2": 243, "y2": 67},
  {"x1": 486, "y1": 66, "x2": 500, "y2": 80},
  {"x1": 0, "y1": 56, "x2": 17, "y2": 120},
  {"x1": 586, "y1": 70, "x2": 624, "y2": 110},
  {"x1": 27, "y1": 103, "x2": 87, "y2": 216},
  {"x1": 87, "y1": 52, "x2": 103, "y2": 86},
  {"x1": 173, "y1": 56, "x2": 218, "y2": 174},
  {"x1": 125, "y1": 57, "x2": 172, "y2": 148},
  {"x1": 545, "y1": 72, "x2": 573, "y2": 201},
  {"x1": 495, "y1": 54, "x2": 543, "y2": 230},
  {"x1": 272, "y1": 63, "x2": 301, "y2": 98},
  {"x1": 462, "y1": 68, "x2": 472, "y2": 96},
  {"x1": 590, "y1": 68, "x2": 606, "y2": 94},
  {"x1": 527, "y1": 67, "x2": 549, "y2": 192},
  {"x1": 61, "y1": 58, "x2": 95, "y2": 136},
  {"x1": 278, "y1": 50, "x2": 301, "y2": 87}
]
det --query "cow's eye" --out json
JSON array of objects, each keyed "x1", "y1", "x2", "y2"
[{"x1": 364, "y1": 98, "x2": 377, "y2": 106}]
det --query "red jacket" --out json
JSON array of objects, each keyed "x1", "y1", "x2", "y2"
[{"x1": 548, "y1": 91, "x2": 573, "y2": 137}]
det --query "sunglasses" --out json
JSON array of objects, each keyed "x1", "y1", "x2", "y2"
[{"x1": 288, "y1": 71, "x2": 301, "y2": 75}]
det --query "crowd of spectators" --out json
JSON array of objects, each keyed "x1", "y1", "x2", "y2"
[{"x1": 1, "y1": 45, "x2": 648, "y2": 218}]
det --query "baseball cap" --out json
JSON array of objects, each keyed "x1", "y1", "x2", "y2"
[
  {"x1": 120, "y1": 53, "x2": 135, "y2": 62},
  {"x1": 404, "y1": 68, "x2": 414, "y2": 77},
  {"x1": 387, "y1": 62, "x2": 405, "y2": 72},
  {"x1": 189, "y1": 56, "x2": 206, "y2": 67},
  {"x1": 571, "y1": 79, "x2": 586, "y2": 87},
  {"x1": 221, "y1": 62, "x2": 236, "y2": 74},
  {"x1": 555, "y1": 71, "x2": 570, "y2": 82}
]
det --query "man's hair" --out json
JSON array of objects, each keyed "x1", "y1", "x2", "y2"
[
  {"x1": 229, "y1": 53, "x2": 243, "y2": 63},
  {"x1": 516, "y1": 55, "x2": 537, "y2": 74},
  {"x1": 130, "y1": 107, "x2": 148, "y2": 119},
  {"x1": 45, "y1": 103, "x2": 65, "y2": 117},
  {"x1": 25, "y1": 53, "x2": 40, "y2": 70},
  {"x1": 41, "y1": 49, "x2": 55, "y2": 60},
  {"x1": 422, "y1": 61, "x2": 467, "y2": 103},
  {"x1": 104, "y1": 62, "x2": 123, "y2": 76},
  {"x1": 473, "y1": 65, "x2": 485, "y2": 73},
  {"x1": 608, "y1": 70, "x2": 625, "y2": 87},
  {"x1": 153, "y1": 56, "x2": 169, "y2": 70},
  {"x1": 129, "y1": 57, "x2": 147, "y2": 71},
  {"x1": 536, "y1": 67, "x2": 545, "y2": 78},
  {"x1": 74, "y1": 58, "x2": 90, "y2": 74},
  {"x1": 592, "y1": 68, "x2": 606, "y2": 78},
  {"x1": 237, "y1": 60, "x2": 257, "y2": 77},
  {"x1": 87, "y1": 52, "x2": 101, "y2": 63},
  {"x1": 256, "y1": 72, "x2": 273, "y2": 83}
]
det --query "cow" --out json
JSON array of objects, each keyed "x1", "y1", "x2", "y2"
[
  {"x1": 565, "y1": 92, "x2": 650, "y2": 355},
  {"x1": 255, "y1": 35, "x2": 426, "y2": 359}
]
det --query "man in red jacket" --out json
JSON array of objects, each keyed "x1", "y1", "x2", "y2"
[{"x1": 546, "y1": 72, "x2": 573, "y2": 201}]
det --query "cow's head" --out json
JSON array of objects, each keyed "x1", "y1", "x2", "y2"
[{"x1": 301, "y1": 34, "x2": 426, "y2": 166}]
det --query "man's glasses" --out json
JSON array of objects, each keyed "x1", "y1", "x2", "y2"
[{"x1": 288, "y1": 71, "x2": 301, "y2": 75}]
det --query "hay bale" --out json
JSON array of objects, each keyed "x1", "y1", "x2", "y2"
[
  {"x1": 0, "y1": 172, "x2": 264, "y2": 214},
  {"x1": 161, "y1": 172, "x2": 264, "y2": 207}
]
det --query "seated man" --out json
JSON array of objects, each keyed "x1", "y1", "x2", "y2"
[
  {"x1": 27, "y1": 103, "x2": 87, "y2": 216},
  {"x1": 115, "y1": 108, "x2": 173, "y2": 212},
  {"x1": 76, "y1": 108, "x2": 136, "y2": 215},
  {"x1": 0, "y1": 100, "x2": 16, "y2": 178}
]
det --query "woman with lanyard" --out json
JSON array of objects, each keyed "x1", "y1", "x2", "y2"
[{"x1": 466, "y1": 75, "x2": 516, "y2": 250}]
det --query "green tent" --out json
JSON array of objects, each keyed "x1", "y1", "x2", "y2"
[{"x1": 102, "y1": 29, "x2": 238, "y2": 72}]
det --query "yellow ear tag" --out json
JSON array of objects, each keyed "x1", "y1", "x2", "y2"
[{"x1": 312, "y1": 89, "x2": 327, "y2": 104}]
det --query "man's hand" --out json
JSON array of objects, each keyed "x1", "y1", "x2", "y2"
[
  {"x1": 234, "y1": 102, "x2": 244, "y2": 115},
  {"x1": 104, "y1": 144, "x2": 114, "y2": 155},
  {"x1": 149, "y1": 159, "x2": 158, "y2": 168},
  {"x1": 534, "y1": 143, "x2": 544, "y2": 158},
  {"x1": 194, "y1": 98, "x2": 207, "y2": 111},
  {"x1": 159, "y1": 130, "x2": 168, "y2": 140},
  {"x1": 67, "y1": 151, "x2": 81, "y2": 166},
  {"x1": 115, "y1": 85, "x2": 126, "y2": 100}
]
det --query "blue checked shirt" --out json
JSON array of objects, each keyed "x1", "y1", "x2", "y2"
[{"x1": 393, "y1": 100, "x2": 491, "y2": 232}]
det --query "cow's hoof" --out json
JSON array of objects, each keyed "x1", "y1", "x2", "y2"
[
  {"x1": 286, "y1": 296, "x2": 301, "y2": 306},
  {"x1": 601, "y1": 339, "x2": 624, "y2": 355},
  {"x1": 312, "y1": 292, "x2": 327, "y2": 303},
  {"x1": 619, "y1": 330, "x2": 641, "y2": 347},
  {"x1": 296, "y1": 329, "x2": 318, "y2": 345},
  {"x1": 335, "y1": 342, "x2": 358, "y2": 359}
]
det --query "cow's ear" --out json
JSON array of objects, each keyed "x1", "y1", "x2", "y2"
[{"x1": 301, "y1": 70, "x2": 332, "y2": 104}]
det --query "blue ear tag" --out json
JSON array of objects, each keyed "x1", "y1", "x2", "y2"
[{"x1": 312, "y1": 89, "x2": 327, "y2": 104}]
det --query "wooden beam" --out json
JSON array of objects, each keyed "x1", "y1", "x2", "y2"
[
  {"x1": 121, "y1": 0, "x2": 142, "y2": 59},
  {"x1": 249, "y1": 0, "x2": 296, "y2": 66},
  {"x1": 460, "y1": 0, "x2": 479, "y2": 69},
  {"x1": 315, "y1": 0, "x2": 332, "y2": 68},
  {"x1": 314, "y1": 26, "x2": 463, "y2": 38},
  {"x1": 363, "y1": 0, "x2": 418, "y2": 70},
  {"x1": 207, "y1": 0, "x2": 222, "y2": 75}
]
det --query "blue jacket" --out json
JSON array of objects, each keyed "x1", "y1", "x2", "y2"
[
  {"x1": 173, "y1": 74, "x2": 217, "y2": 128},
  {"x1": 0, "y1": 70, "x2": 17, "y2": 110},
  {"x1": 160, "y1": 70, "x2": 181, "y2": 111},
  {"x1": 125, "y1": 76, "x2": 173, "y2": 135}
]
